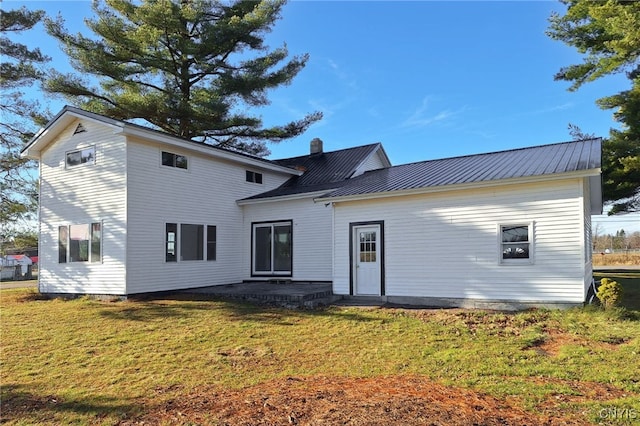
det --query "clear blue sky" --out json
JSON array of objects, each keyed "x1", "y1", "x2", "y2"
[{"x1": 7, "y1": 0, "x2": 639, "y2": 233}]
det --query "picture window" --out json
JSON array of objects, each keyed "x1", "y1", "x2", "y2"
[
  {"x1": 58, "y1": 222, "x2": 102, "y2": 263},
  {"x1": 165, "y1": 223, "x2": 216, "y2": 262}
]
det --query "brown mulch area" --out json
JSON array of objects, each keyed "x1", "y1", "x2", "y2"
[{"x1": 120, "y1": 376, "x2": 609, "y2": 425}]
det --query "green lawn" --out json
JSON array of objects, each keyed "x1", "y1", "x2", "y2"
[{"x1": 1, "y1": 273, "x2": 639, "y2": 425}]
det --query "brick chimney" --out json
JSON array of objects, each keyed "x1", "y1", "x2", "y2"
[{"x1": 310, "y1": 137, "x2": 323, "y2": 155}]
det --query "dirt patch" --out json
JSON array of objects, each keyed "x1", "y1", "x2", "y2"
[
  {"x1": 406, "y1": 308, "x2": 552, "y2": 337},
  {"x1": 533, "y1": 329, "x2": 584, "y2": 357},
  {"x1": 532, "y1": 329, "x2": 629, "y2": 357},
  {"x1": 531, "y1": 376, "x2": 630, "y2": 410},
  {"x1": 122, "y1": 376, "x2": 602, "y2": 425}
]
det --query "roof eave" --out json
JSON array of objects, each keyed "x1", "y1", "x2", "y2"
[
  {"x1": 237, "y1": 189, "x2": 335, "y2": 205},
  {"x1": 20, "y1": 106, "x2": 123, "y2": 159},
  {"x1": 589, "y1": 174, "x2": 603, "y2": 215},
  {"x1": 119, "y1": 125, "x2": 302, "y2": 176},
  {"x1": 315, "y1": 168, "x2": 602, "y2": 203},
  {"x1": 20, "y1": 106, "x2": 301, "y2": 176}
]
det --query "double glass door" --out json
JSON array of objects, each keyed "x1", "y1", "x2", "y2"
[{"x1": 253, "y1": 222, "x2": 292, "y2": 275}]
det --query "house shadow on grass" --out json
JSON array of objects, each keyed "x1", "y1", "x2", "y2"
[
  {"x1": 96, "y1": 293, "x2": 381, "y2": 324},
  {"x1": 0, "y1": 383, "x2": 140, "y2": 424}
]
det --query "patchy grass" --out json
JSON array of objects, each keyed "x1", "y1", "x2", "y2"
[
  {"x1": 2, "y1": 277, "x2": 640, "y2": 425},
  {"x1": 593, "y1": 252, "x2": 640, "y2": 266}
]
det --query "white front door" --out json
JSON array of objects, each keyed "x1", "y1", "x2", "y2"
[{"x1": 354, "y1": 225, "x2": 381, "y2": 295}]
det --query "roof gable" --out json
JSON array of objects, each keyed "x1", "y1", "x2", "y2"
[
  {"x1": 240, "y1": 143, "x2": 386, "y2": 201},
  {"x1": 21, "y1": 106, "x2": 301, "y2": 176},
  {"x1": 321, "y1": 138, "x2": 602, "y2": 200},
  {"x1": 274, "y1": 143, "x2": 384, "y2": 186}
]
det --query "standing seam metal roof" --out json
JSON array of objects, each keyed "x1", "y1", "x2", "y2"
[
  {"x1": 241, "y1": 143, "x2": 382, "y2": 200},
  {"x1": 322, "y1": 138, "x2": 602, "y2": 199}
]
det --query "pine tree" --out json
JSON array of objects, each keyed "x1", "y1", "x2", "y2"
[
  {"x1": 0, "y1": 7, "x2": 48, "y2": 228},
  {"x1": 548, "y1": 0, "x2": 640, "y2": 213},
  {"x1": 44, "y1": 0, "x2": 321, "y2": 156}
]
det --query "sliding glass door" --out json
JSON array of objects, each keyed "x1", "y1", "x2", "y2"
[{"x1": 252, "y1": 221, "x2": 292, "y2": 275}]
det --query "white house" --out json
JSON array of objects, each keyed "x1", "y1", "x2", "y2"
[
  {"x1": 1, "y1": 255, "x2": 33, "y2": 280},
  {"x1": 22, "y1": 106, "x2": 602, "y2": 308}
]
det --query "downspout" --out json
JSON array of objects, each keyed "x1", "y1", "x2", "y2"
[
  {"x1": 331, "y1": 201, "x2": 335, "y2": 291},
  {"x1": 38, "y1": 159, "x2": 42, "y2": 294}
]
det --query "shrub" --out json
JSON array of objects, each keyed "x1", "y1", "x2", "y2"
[{"x1": 596, "y1": 278, "x2": 623, "y2": 309}]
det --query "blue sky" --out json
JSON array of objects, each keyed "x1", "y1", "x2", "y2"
[{"x1": 7, "y1": 0, "x2": 639, "y2": 233}]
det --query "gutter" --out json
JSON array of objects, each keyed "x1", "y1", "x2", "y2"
[{"x1": 237, "y1": 189, "x2": 335, "y2": 206}]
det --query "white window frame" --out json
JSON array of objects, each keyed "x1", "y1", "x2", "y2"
[
  {"x1": 65, "y1": 146, "x2": 96, "y2": 169},
  {"x1": 58, "y1": 221, "x2": 103, "y2": 264},
  {"x1": 498, "y1": 222, "x2": 534, "y2": 265}
]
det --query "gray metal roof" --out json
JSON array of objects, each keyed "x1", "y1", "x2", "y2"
[
  {"x1": 242, "y1": 143, "x2": 382, "y2": 200},
  {"x1": 23, "y1": 106, "x2": 297, "y2": 172},
  {"x1": 321, "y1": 138, "x2": 602, "y2": 199}
]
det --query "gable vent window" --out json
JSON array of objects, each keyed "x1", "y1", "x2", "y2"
[
  {"x1": 73, "y1": 123, "x2": 87, "y2": 134},
  {"x1": 66, "y1": 146, "x2": 95, "y2": 168},
  {"x1": 73, "y1": 123, "x2": 87, "y2": 135},
  {"x1": 162, "y1": 151, "x2": 188, "y2": 169},
  {"x1": 246, "y1": 170, "x2": 263, "y2": 184}
]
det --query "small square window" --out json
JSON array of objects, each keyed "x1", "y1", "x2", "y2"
[
  {"x1": 499, "y1": 223, "x2": 533, "y2": 264},
  {"x1": 246, "y1": 170, "x2": 263, "y2": 184}
]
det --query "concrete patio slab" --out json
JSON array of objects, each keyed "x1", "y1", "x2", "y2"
[{"x1": 180, "y1": 281, "x2": 337, "y2": 307}]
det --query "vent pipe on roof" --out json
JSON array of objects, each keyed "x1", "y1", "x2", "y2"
[{"x1": 310, "y1": 137, "x2": 323, "y2": 154}]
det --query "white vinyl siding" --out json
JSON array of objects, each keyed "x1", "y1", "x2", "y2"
[
  {"x1": 125, "y1": 138, "x2": 291, "y2": 294},
  {"x1": 333, "y1": 179, "x2": 588, "y2": 303},
  {"x1": 583, "y1": 178, "x2": 594, "y2": 293},
  {"x1": 242, "y1": 198, "x2": 333, "y2": 281},
  {"x1": 38, "y1": 119, "x2": 127, "y2": 295}
]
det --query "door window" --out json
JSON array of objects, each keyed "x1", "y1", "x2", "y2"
[{"x1": 359, "y1": 231, "x2": 377, "y2": 262}]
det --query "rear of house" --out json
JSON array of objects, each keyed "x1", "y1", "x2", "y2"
[
  {"x1": 23, "y1": 107, "x2": 602, "y2": 308},
  {"x1": 237, "y1": 142, "x2": 391, "y2": 282},
  {"x1": 322, "y1": 139, "x2": 602, "y2": 308},
  {"x1": 22, "y1": 107, "x2": 301, "y2": 296},
  {"x1": 123, "y1": 129, "x2": 296, "y2": 294},
  {"x1": 32, "y1": 113, "x2": 128, "y2": 295}
]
